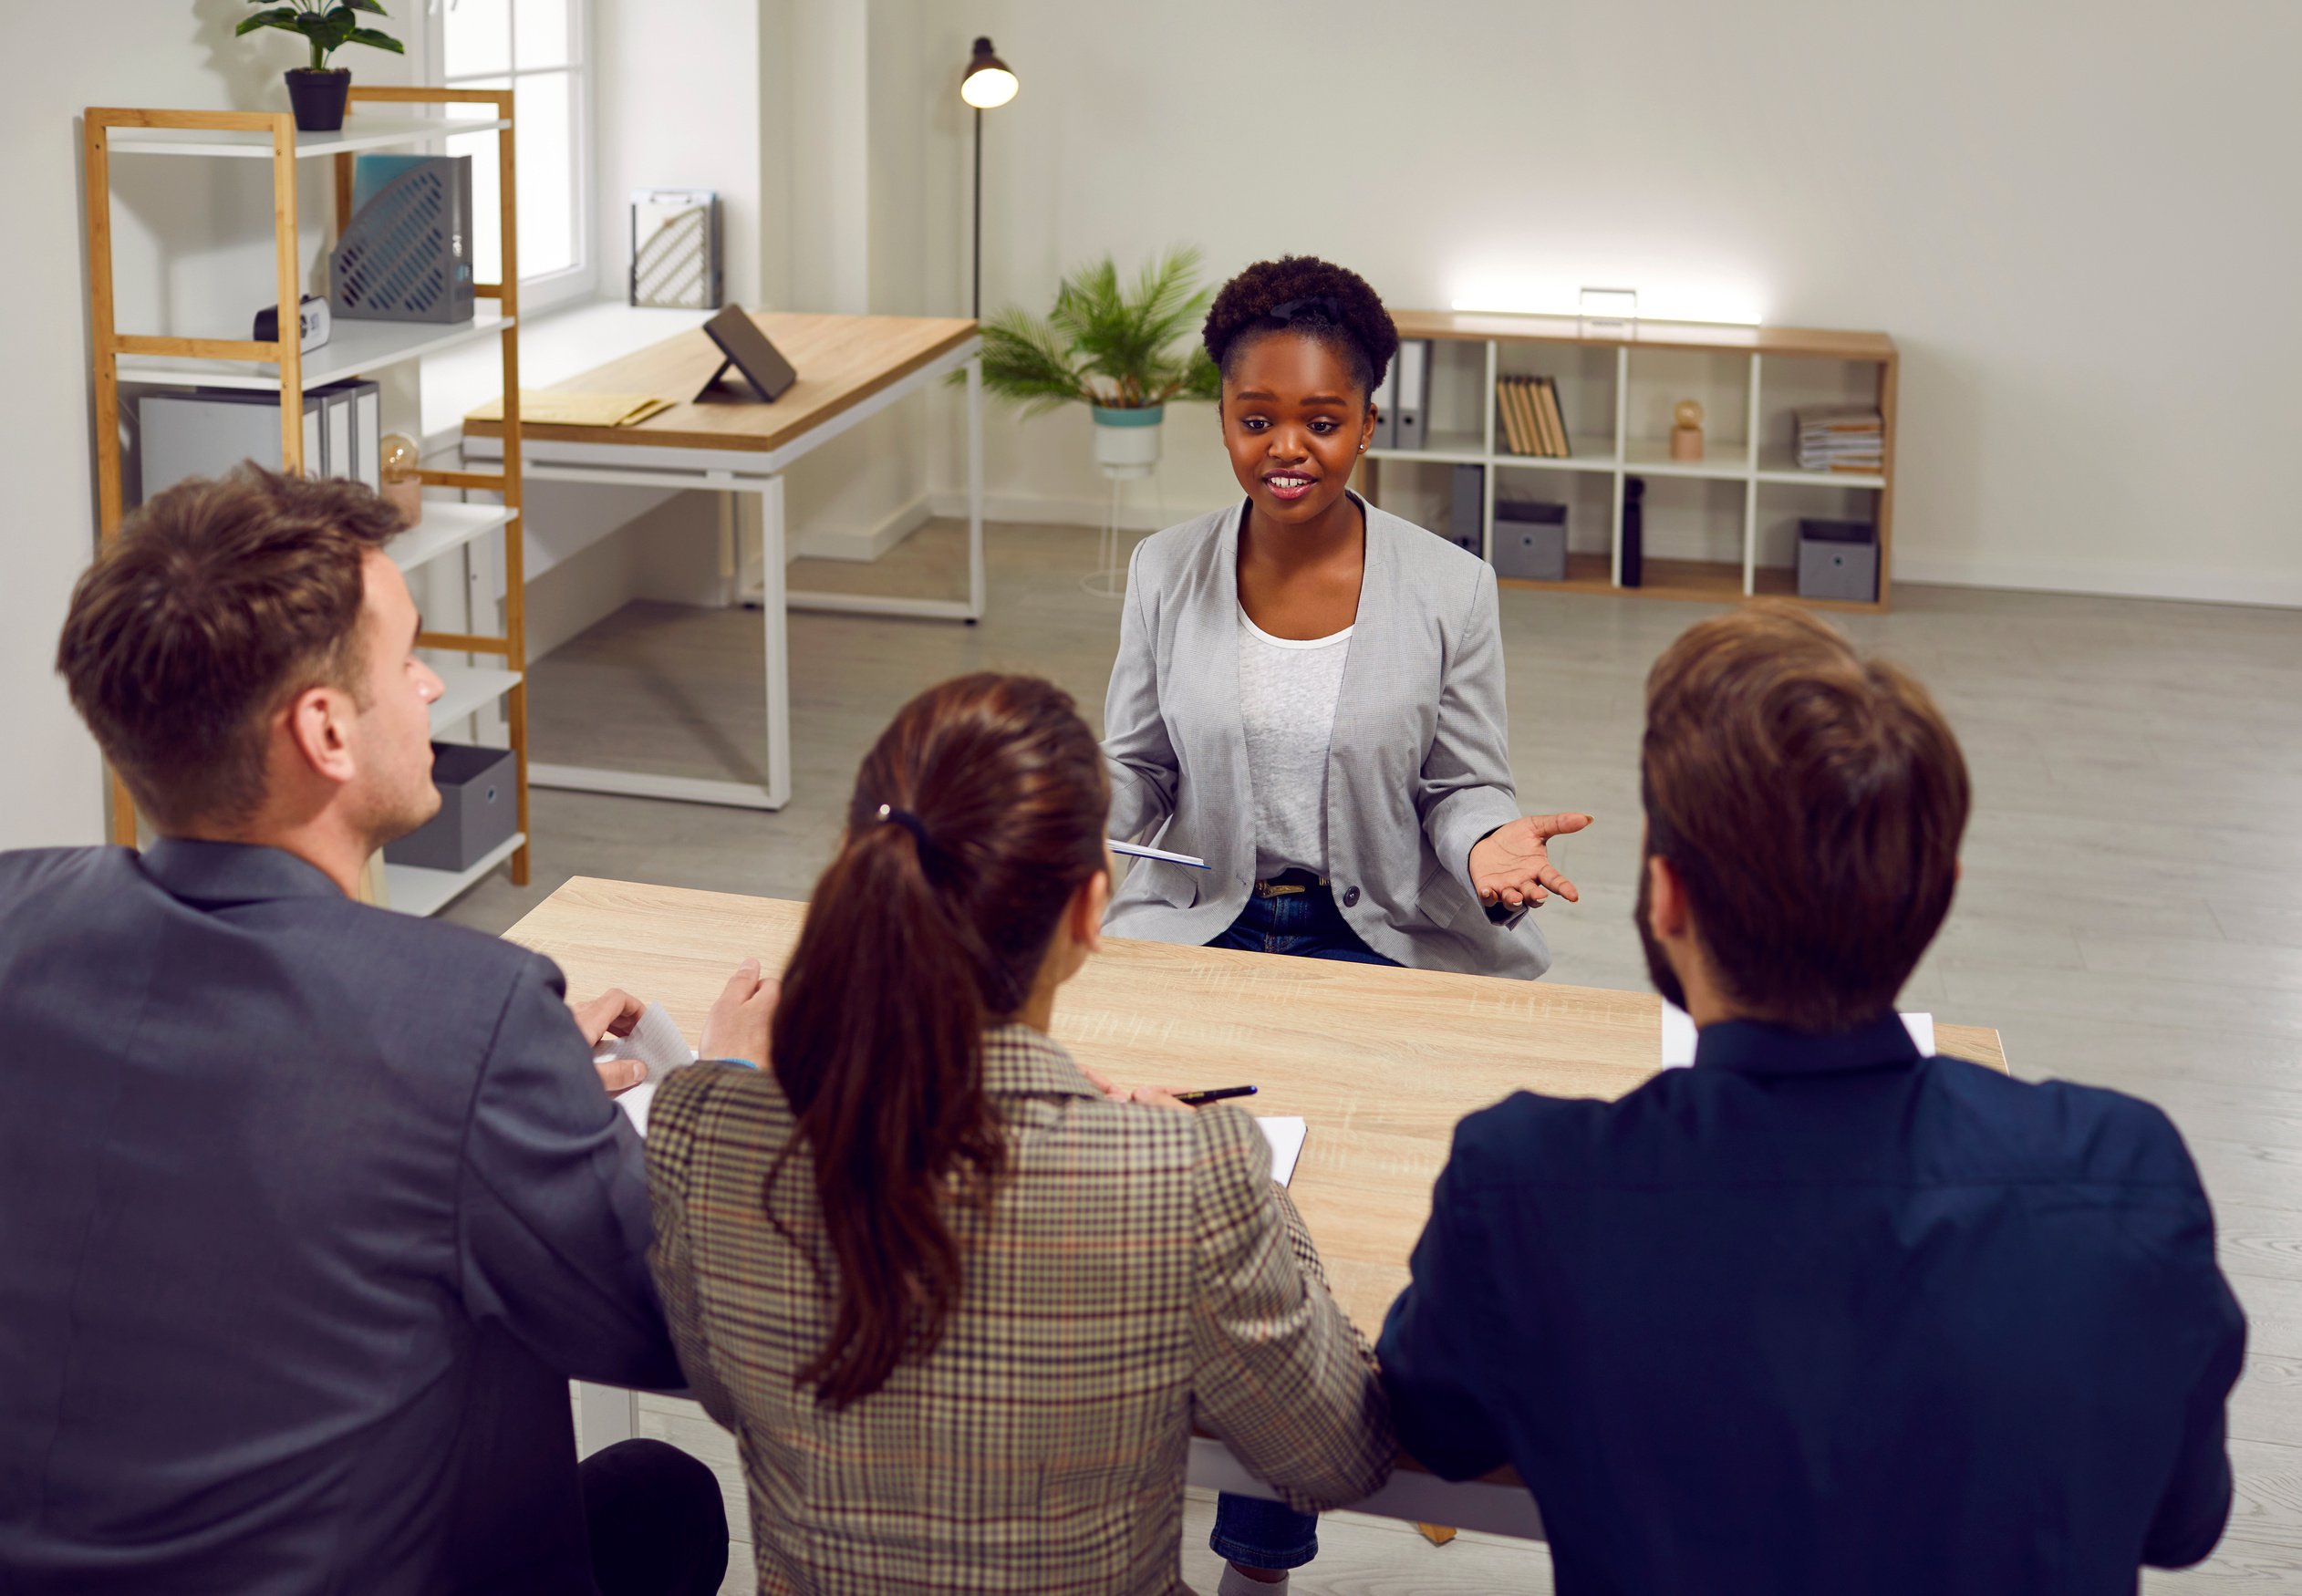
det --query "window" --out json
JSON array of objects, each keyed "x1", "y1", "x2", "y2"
[{"x1": 431, "y1": 0, "x2": 594, "y2": 310}]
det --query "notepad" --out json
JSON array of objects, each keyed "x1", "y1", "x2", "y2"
[
  {"x1": 1257, "y1": 1116, "x2": 1308, "y2": 1186},
  {"x1": 597, "y1": 1001, "x2": 699, "y2": 1135},
  {"x1": 1659, "y1": 1000, "x2": 1934, "y2": 1068},
  {"x1": 466, "y1": 391, "x2": 674, "y2": 428}
]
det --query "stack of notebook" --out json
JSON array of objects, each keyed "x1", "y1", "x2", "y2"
[
  {"x1": 1497, "y1": 375, "x2": 1571, "y2": 458},
  {"x1": 1794, "y1": 406, "x2": 1885, "y2": 472}
]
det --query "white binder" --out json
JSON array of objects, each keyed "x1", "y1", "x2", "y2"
[{"x1": 1395, "y1": 338, "x2": 1431, "y2": 451}]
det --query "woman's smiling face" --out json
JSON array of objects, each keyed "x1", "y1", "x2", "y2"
[{"x1": 1218, "y1": 331, "x2": 1376, "y2": 529}]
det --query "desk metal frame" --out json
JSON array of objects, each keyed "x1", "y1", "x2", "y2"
[{"x1": 464, "y1": 337, "x2": 984, "y2": 812}]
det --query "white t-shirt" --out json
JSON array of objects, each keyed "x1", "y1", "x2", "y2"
[{"x1": 1238, "y1": 606, "x2": 1353, "y2": 879}]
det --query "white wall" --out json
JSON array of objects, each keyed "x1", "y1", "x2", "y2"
[
  {"x1": 892, "y1": 0, "x2": 2302, "y2": 606},
  {"x1": 595, "y1": 0, "x2": 762, "y2": 306},
  {"x1": 0, "y1": 2, "x2": 419, "y2": 850}
]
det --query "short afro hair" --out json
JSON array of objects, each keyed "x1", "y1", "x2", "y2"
[{"x1": 1201, "y1": 255, "x2": 1400, "y2": 404}]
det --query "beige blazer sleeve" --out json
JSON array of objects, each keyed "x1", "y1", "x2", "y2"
[{"x1": 1187, "y1": 1105, "x2": 1396, "y2": 1510}]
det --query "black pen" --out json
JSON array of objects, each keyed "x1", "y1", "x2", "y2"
[{"x1": 1175, "y1": 1085, "x2": 1258, "y2": 1106}]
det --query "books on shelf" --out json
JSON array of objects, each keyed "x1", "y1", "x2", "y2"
[
  {"x1": 1497, "y1": 375, "x2": 1571, "y2": 459},
  {"x1": 1794, "y1": 405, "x2": 1884, "y2": 472}
]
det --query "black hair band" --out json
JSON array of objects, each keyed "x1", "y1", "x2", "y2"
[
  {"x1": 1266, "y1": 295, "x2": 1345, "y2": 326},
  {"x1": 875, "y1": 803, "x2": 935, "y2": 855}
]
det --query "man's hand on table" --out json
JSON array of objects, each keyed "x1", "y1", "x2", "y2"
[
  {"x1": 700, "y1": 957, "x2": 777, "y2": 1068},
  {"x1": 569, "y1": 988, "x2": 648, "y2": 1095}
]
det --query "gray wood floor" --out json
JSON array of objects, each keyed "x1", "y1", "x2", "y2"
[{"x1": 468, "y1": 517, "x2": 2302, "y2": 1593}]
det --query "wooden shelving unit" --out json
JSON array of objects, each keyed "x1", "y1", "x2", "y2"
[
  {"x1": 83, "y1": 88, "x2": 530, "y2": 911},
  {"x1": 1358, "y1": 310, "x2": 1898, "y2": 610}
]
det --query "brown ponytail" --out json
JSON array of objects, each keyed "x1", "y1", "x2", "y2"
[{"x1": 767, "y1": 673, "x2": 1110, "y2": 1408}]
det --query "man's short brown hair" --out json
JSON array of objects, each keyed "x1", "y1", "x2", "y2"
[
  {"x1": 1643, "y1": 601, "x2": 1970, "y2": 1033},
  {"x1": 57, "y1": 464, "x2": 403, "y2": 831}
]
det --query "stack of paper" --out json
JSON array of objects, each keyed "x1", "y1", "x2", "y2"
[
  {"x1": 1795, "y1": 406, "x2": 1884, "y2": 472},
  {"x1": 1256, "y1": 1117, "x2": 1308, "y2": 1187},
  {"x1": 598, "y1": 1001, "x2": 700, "y2": 1135},
  {"x1": 1659, "y1": 1000, "x2": 1934, "y2": 1067}
]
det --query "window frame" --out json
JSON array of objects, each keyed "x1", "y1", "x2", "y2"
[{"x1": 418, "y1": 0, "x2": 599, "y2": 314}]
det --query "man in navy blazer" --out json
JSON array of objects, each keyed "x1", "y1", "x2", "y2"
[
  {"x1": 1, "y1": 468, "x2": 773, "y2": 1595},
  {"x1": 1378, "y1": 603, "x2": 2245, "y2": 1596}
]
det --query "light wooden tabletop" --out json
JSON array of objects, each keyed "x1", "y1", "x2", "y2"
[
  {"x1": 461, "y1": 311, "x2": 978, "y2": 455},
  {"x1": 507, "y1": 877, "x2": 2006, "y2": 1331}
]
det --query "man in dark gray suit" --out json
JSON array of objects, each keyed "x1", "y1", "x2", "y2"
[{"x1": 0, "y1": 467, "x2": 774, "y2": 1594}]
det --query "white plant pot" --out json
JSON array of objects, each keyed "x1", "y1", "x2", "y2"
[{"x1": 1092, "y1": 404, "x2": 1163, "y2": 480}]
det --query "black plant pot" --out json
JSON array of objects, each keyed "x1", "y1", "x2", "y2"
[{"x1": 285, "y1": 68, "x2": 351, "y2": 133}]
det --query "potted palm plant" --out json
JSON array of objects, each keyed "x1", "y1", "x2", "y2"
[
  {"x1": 977, "y1": 247, "x2": 1221, "y2": 479},
  {"x1": 237, "y1": 1, "x2": 406, "y2": 133}
]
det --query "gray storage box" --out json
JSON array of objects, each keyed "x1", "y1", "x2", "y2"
[
  {"x1": 1798, "y1": 519, "x2": 1879, "y2": 603},
  {"x1": 1492, "y1": 500, "x2": 1568, "y2": 582},
  {"x1": 385, "y1": 742, "x2": 517, "y2": 872}
]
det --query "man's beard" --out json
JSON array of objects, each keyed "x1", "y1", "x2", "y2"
[{"x1": 1634, "y1": 859, "x2": 1688, "y2": 1012}]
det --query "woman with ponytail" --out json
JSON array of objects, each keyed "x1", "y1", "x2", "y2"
[{"x1": 642, "y1": 673, "x2": 1393, "y2": 1595}]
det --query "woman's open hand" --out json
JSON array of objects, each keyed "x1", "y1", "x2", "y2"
[{"x1": 1469, "y1": 812, "x2": 1592, "y2": 910}]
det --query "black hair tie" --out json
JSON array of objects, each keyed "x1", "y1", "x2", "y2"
[
  {"x1": 1267, "y1": 295, "x2": 1345, "y2": 326},
  {"x1": 875, "y1": 802, "x2": 936, "y2": 855}
]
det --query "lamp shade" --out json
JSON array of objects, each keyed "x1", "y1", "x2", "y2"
[{"x1": 960, "y1": 36, "x2": 1018, "y2": 109}]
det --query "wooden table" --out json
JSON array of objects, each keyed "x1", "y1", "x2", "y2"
[
  {"x1": 510, "y1": 877, "x2": 2006, "y2": 1538},
  {"x1": 462, "y1": 312, "x2": 982, "y2": 812}
]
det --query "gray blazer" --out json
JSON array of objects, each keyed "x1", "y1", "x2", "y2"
[{"x1": 1103, "y1": 498, "x2": 1548, "y2": 979}]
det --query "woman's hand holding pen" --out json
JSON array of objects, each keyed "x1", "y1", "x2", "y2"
[
  {"x1": 1079, "y1": 1062, "x2": 1197, "y2": 1114},
  {"x1": 1470, "y1": 812, "x2": 1593, "y2": 910}
]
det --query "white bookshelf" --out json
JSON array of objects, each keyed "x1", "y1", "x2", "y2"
[
  {"x1": 86, "y1": 92, "x2": 531, "y2": 913},
  {"x1": 385, "y1": 832, "x2": 527, "y2": 920},
  {"x1": 430, "y1": 666, "x2": 524, "y2": 733},
  {"x1": 389, "y1": 501, "x2": 516, "y2": 574},
  {"x1": 1358, "y1": 312, "x2": 1898, "y2": 609},
  {"x1": 117, "y1": 307, "x2": 513, "y2": 392}
]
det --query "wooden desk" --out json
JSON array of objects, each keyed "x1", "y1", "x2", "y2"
[
  {"x1": 510, "y1": 877, "x2": 2007, "y2": 1538},
  {"x1": 461, "y1": 312, "x2": 985, "y2": 812}
]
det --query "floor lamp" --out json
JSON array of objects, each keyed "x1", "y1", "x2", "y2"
[{"x1": 960, "y1": 37, "x2": 1018, "y2": 320}]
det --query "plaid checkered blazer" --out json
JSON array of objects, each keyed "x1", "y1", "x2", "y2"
[{"x1": 645, "y1": 1022, "x2": 1395, "y2": 1595}]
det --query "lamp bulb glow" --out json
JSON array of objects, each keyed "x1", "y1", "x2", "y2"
[{"x1": 962, "y1": 67, "x2": 1018, "y2": 109}]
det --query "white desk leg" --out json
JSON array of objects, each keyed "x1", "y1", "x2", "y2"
[
  {"x1": 576, "y1": 1381, "x2": 639, "y2": 1458},
  {"x1": 760, "y1": 474, "x2": 793, "y2": 811},
  {"x1": 966, "y1": 354, "x2": 986, "y2": 622}
]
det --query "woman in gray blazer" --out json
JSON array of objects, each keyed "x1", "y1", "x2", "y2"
[
  {"x1": 1103, "y1": 257, "x2": 1590, "y2": 1591},
  {"x1": 1103, "y1": 256, "x2": 1590, "y2": 987}
]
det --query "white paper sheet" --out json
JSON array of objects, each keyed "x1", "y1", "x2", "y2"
[
  {"x1": 597, "y1": 1001, "x2": 700, "y2": 1135},
  {"x1": 1659, "y1": 1001, "x2": 1933, "y2": 1068},
  {"x1": 1257, "y1": 1116, "x2": 1308, "y2": 1187}
]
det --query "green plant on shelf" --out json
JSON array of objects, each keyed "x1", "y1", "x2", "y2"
[
  {"x1": 974, "y1": 246, "x2": 1221, "y2": 415},
  {"x1": 236, "y1": 0, "x2": 405, "y2": 72}
]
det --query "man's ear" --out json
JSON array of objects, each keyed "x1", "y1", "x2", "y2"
[
  {"x1": 1647, "y1": 854, "x2": 1692, "y2": 940},
  {"x1": 283, "y1": 685, "x2": 358, "y2": 789}
]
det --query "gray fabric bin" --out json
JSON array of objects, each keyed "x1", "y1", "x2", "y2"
[
  {"x1": 1493, "y1": 501, "x2": 1568, "y2": 582},
  {"x1": 384, "y1": 742, "x2": 517, "y2": 872},
  {"x1": 1797, "y1": 519, "x2": 1879, "y2": 603}
]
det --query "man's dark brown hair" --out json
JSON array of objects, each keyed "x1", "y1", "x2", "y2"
[
  {"x1": 1642, "y1": 600, "x2": 1970, "y2": 1033},
  {"x1": 57, "y1": 464, "x2": 403, "y2": 832}
]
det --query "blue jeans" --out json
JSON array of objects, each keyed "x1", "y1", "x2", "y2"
[
  {"x1": 1208, "y1": 1489, "x2": 1319, "y2": 1571},
  {"x1": 1204, "y1": 878, "x2": 1390, "y2": 1570},
  {"x1": 1204, "y1": 879, "x2": 1400, "y2": 967}
]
